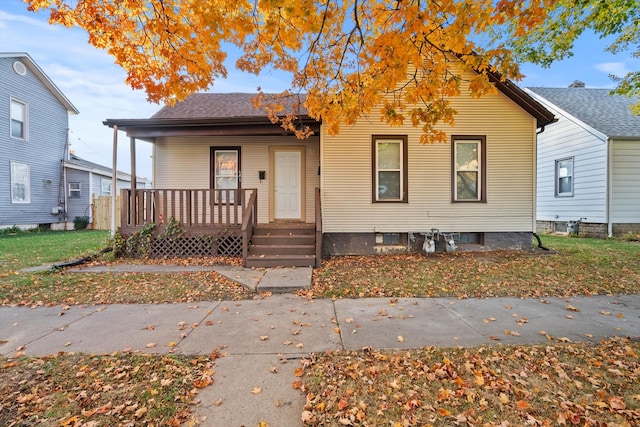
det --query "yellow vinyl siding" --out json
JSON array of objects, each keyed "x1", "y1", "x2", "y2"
[
  {"x1": 154, "y1": 136, "x2": 320, "y2": 223},
  {"x1": 321, "y1": 83, "x2": 537, "y2": 233}
]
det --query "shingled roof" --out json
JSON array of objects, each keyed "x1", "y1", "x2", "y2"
[
  {"x1": 151, "y1": 93, "x2": 309, "y2": 120},
  {"x1": 105, "y1": 83, "x2": 554, "y2": 135},
  {"x1": 526, "y1": 87, "x2": 640, "y2": 138}
]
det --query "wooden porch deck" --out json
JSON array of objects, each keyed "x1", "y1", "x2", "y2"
[{"x1": 119, "y1": 188, "x2": 322, "y2": 267}]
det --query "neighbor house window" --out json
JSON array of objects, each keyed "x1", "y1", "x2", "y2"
[
  {"x1": 211, "y1": 147, "x2": 241, "y2": 203},
  {"x1": 555, "y1": 158, "x2": 573, "y2": 197},
  {"x1": 101, "y1": 179, "x2": 112, "y2": 196},
  {"x1": 10, "y1": 98, "x2": 27, "y2": 140},
  {"x1": 69, "y1": 182, "x2": 81, "y2": 198},
  {"x1": 10, "y1": 161, "x2": 30, "y2": 203},
  {"x1": 372, "y1": 135, "x2": 408, "y2": 202},
  {"x1": 452, "y1": 136, "x2": 486, "y2": 202}
]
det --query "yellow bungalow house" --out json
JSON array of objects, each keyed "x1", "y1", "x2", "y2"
[{"x1": 104, "y1": 73, "x2": 554, "y2": 268}]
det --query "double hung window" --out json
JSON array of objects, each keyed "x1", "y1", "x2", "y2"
[
  {"x1": 555, "y1": 158, "x2": 573, "y2": 197},
  {"x1": 69, "y1": 182, "x2": 81, "y2": 198},
  {"x1": 10, "y1": 162, "x2": 30, "y2": 203},
  {"x1": 372, "y1": 135, "x2": 408, "y2": 202},
  {"x1": 452, "y1": 136, "x2": 486, "y2": 202},
  {"x1": 10, "y1": 98, "x2": 27, "y2": 140}
]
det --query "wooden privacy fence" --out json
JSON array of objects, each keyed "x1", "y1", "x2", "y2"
[{"x1": 92, "y1": 195, "x2": 121, "y2": 230}]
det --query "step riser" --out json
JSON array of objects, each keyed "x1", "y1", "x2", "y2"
[
  {"x1": 246, "y1": 258, "x2": 316, "y2": 268},
  {"x1": 252, "y1": 228, "x2": 315, "y2": 236},
  {"x1": 251, "y1": 236, "x2": 315, "y2": 246},
  {"x1": 249, "y1": 245, "x2": 315, "y2": 255}
]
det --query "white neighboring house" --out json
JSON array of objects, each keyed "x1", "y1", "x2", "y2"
[
  {"x1": 526, "y1": 84, "x2": 640, "y2": 237},
  {"x1": 63, "y1": 153, "x2": 151, "y2": 227}
]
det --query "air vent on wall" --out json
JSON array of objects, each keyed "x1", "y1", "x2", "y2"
[{"x1": 13, "y1": 61, "x2": 27, "y2": 76}]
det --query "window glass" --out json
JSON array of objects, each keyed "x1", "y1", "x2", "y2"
[
  {"x1": 378, "y1": 142, "x2": 401, "y2": 169},
  {"x1": 101, "y1": 180, "x2": 112, "y2": 196},
  {"x1": 69, "y1": 182, "x2": 81, "y2": 198},
  {"x1": 455, "y1": 141, "x2": 480, "y2": 201},
  {"x1": 214, "y1": 149, "x2": 239, "y2": 203},
  {"x1": 10, "y1": 99, "x2": 27, "y2": 139},
  {"x1": 556, "y1": 158, "x2": 573, "y2": 196},
  {"x1": 374, "y1": 137, "x2": 406, "y2": 202},
  {"x1": 10, "y1": 162, "x2": 30, "y2": 203}
]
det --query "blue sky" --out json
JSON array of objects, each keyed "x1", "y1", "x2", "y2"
[{"x1": 2, "y1": 0, "x2": 638, "y2": 179}]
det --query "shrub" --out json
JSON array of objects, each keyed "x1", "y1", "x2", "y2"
[{"x1": 73, "y1": 216, "x2": 90, "y2": 230}]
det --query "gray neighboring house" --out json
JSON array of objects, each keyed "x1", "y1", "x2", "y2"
[
  {"x1": 63, "y1": 153, "x2": 151, "y2": 226},
  {"x1": 0, "y1": 52, "x2": 79, "y2": 230},
  {"x1": 526, "y1": 85, "x2": 640, "y2": 237}
]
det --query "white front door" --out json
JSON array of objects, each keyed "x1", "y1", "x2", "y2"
[{"x1": 274, "y1": 150, "x2": 302, "y2": 220}]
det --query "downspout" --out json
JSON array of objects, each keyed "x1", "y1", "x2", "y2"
[
  {"x1": 62, "y1": 161, "x2": 68, "y2": 226},
  {"x1": 60, "y1": 129, "x2": 70, "y2": 227},
  {"x1": 532, "y1": 123, "x2": 546, "y2": 239},
  {"x1": 88, "y1": 171, "x2": 94, "y2": 224},
  {"x1": 606, "y1": 137, "x2": 613, "y2": 237}
]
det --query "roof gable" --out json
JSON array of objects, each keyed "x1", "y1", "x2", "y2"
[
  {"x1": 526, "y1": 87, "x2": 640, "y2": 138},
  {"x1": 0, "y1": 52, "x2": 79, "y2": 114}
]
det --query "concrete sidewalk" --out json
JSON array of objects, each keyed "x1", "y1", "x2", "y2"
[{"x1": 1, "y1": 293, "x2": 639, "y2": 426}]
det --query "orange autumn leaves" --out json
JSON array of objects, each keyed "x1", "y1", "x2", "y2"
[
  {"x1": 298, "y1": 337, "x2": 640, "y2": 426},
  {"x1": 26, "y1": 0, "x2": 557, "y2": 144}
]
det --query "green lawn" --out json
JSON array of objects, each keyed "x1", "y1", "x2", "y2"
[
  {"x1": 1, "y1": 232, "x2": 639, "y2": 306},
  {"x1": 0, "y1": 229, "x2": 110, "y2": 273}
]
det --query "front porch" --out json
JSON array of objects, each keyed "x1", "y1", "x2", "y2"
[{"x1": 119, "y1": 188, "x2": 322, "y2": 268}]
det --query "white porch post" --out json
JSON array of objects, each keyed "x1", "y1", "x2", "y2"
[
  {"x1": 110, "y1": 125, "x2": 118, "y2": 236},
  {"x1": 130, "y1": 137, "x2": 137, "y2": 190}
]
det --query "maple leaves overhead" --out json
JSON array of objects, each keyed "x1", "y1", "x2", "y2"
[
  {"x1": 26, "y1": 0, "x2": 557, "y2": 142},
  {"x1": 26, "y1": 0, "x2": 638, "y2": 139}
]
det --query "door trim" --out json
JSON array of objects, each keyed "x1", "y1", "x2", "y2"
[{"x1": 269, "y1": 146, "x2": 306, "y2": 222}]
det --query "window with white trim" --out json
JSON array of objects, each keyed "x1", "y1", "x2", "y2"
[
  {"x1": 69, "y1": 182, "x2": 81, "y2": 198},
  {"x1": 10, "y1": 161, "x2": 30, "y2": 203},
  {"x1": 10, "y1": 98, "x2": 27, "y2": 140},
  {"x1": 555, "y1": 158, "x2": 573, "y2": 197},
  {"x1": 101, "y1": 179, "x2": 112, "y2": 196},
  {"x1": 452, "y1": 136, "x2": 486, "y2": 202},
  {"x1": 372, "y1": 135, "x2": 408, "y2": 202}
]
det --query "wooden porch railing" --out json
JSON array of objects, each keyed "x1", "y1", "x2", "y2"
[
  {"x1": 315, "y1": 187, "x2": 322, "y2": 268},
  {"x1": 120, "y1": 188, "x2": 257, "y2": 230},
  {"x1": 241, "y1": 189, "x2": 258, "y2": 266}
]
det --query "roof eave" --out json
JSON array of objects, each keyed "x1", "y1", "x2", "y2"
[
  {"x1": 103, "y1": 115, "x2": 317, "y2": 129},
  {"x1": 487, "y1": 72, "x2": 556, "y2": 128}
]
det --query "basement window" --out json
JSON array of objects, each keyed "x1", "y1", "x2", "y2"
[
  {"x1": 458, "y1": 232, "x2": 483, "y2": 244},
  {"x1": 375, "y1": 232, "x2": 404, "y2": 245}
]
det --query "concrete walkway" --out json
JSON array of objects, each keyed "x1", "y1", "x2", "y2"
[
  {"x1": 1, "y1": 293, "x2": 639, "y2": 426},
  {"x1": 63, "y1": 263, "x2": 314, "y2": 293}
]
